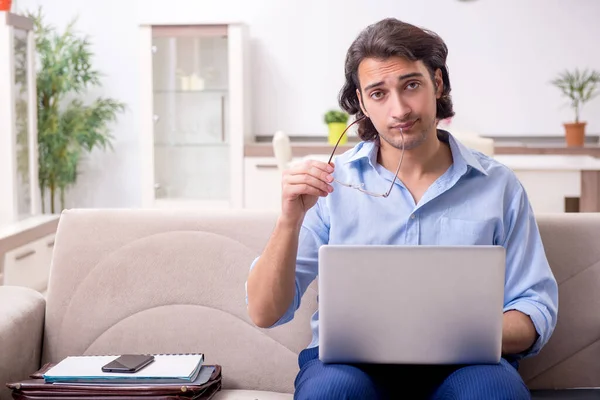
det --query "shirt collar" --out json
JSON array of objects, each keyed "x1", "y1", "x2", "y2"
[
  {"x1": 343, "y1": 130, "x2": 488, "y2": 176},
  {"x1": 343, "y1": 140, "x2": 378, "y2": 166}
]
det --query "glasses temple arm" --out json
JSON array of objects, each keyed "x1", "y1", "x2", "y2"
[
  {"x1": 327, "y1": 116, "x2": 366, "y2": 164},
  {"x1": 385, "y1": 128, "x2": 404, "y2": 196}
]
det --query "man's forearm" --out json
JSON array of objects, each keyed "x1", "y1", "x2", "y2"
[
  {"x1": 246, "y1": 217, "x2": 302, "y2": 328},
  {"x1": 502, "y1": 310, "x2": 538, "y2": 355}
]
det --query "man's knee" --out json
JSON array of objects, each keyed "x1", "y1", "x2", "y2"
[
  {"x1": 432, "y1": 359, "x2": 530, "y2": 399},
  {"x1": 295, "y1": 364, "x2": 379, "y2": 400}
]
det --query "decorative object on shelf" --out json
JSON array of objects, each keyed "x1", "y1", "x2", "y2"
[
  {"x1": 0, "y1": 0, "x2": 12, "y2": 11},
  {"x1": 177, "y1": 69, "x2": 205, "y2": 91},
  {"x1": 27, "y1": 8, "x2": 126, "y2": 213},
  {"x1": 324, "y1": 109, "x2": 349, "y2": 146},
  {"x1": 272, "y1": 130, "x2": 292, "y2": 171},
  {"x1": 551, "y1": 68, "x2": 600, "y2": 147}
]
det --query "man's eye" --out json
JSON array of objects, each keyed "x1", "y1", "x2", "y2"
[
  {"x1": 370, "y1": 91, "x2": 384, "y2": 100},
  {"x1": 406, "y1": 82, "x2": 420, "y2": 90}
]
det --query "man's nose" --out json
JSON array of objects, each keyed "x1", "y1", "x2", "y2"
[{"x1": 389, "y1": 91, "x2": 411, "y2": 120}]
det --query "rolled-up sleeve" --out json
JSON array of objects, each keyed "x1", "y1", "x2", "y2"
[
  {"x1": 501, "y1": 184, "x2": 559, "y2": 357},
  {"x1": 245, "y1": 199, "x2": 329, "y2": 328}
]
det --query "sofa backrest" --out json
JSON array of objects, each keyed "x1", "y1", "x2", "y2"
[
  {"x1": 519, "y1": 213, "x2": 600, "y2": 389},
  {"x1": 43, "y1": 209, "x2": 317, "y2": 394},
  {"x1": 45, "y1": 209, "x2": 600, "y2": 392}
]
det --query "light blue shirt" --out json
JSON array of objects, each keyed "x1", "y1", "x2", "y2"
[{"x1": 247, "y1": 130, "x2": 558, "y2": 358}]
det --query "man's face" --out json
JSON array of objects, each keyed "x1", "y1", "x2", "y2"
[{"x1": 356, "y1": 56, "x2": 443, "y2": 151}]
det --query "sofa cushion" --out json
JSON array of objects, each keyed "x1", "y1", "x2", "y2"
[
  {"x1": 43, "y1": 209, "x2": 318, "y2": 394},
  {"x1": 519, "y1": 213, "x2": 600, "y2": 389}
]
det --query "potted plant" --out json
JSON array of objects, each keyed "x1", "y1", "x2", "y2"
[
  {"x1": 551, "y1": 68, "x2": 600, "y2": 147},
  {"x1": 27, "y1": 8, "x2": 126, "y2": 213},
  {"x1": 324, "y1": 109, "x2": 349, "y2": 146}
]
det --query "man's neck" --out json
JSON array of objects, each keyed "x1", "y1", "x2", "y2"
[{"x1": 378, "y1": 130, "x2": 453, "y2": 181}]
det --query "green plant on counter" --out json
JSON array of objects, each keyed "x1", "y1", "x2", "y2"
[
  {"x1": 27, "y1": 7, "x2": 126, "y2": 213},
  {"x1": 324, "y1": 109, "x2": 349, "y2": 124},
  {"x1": 551, "y1": 68, "x2": 600, "y2": 123}
]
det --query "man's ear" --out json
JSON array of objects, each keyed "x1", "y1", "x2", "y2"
[
  {"x1": 434, "y1": 68, "x2": 443, "y2": 99},
  {"x1": 356, "y1": 88, "x2": 369, "y2": 117}
]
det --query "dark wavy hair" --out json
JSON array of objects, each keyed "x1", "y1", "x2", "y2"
[{"x1": 339, "y1": 18, "x2": 455, "y2": 141}]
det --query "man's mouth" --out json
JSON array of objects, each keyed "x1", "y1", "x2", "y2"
[{"x1": 391, "y1": 119, "x2": 417, "y2": 131}]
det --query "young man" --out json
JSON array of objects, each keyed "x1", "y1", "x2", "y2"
[{"x1": 246, "y1": 18, "x2": 558, "y2": 399}]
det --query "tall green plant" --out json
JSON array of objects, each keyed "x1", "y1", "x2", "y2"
[
  {"x1": 551, "y1": 68, "x2": 600, "y2": 123},
  {"x1": 27, "y1": 8, "x2": 126, "y2": 213}
]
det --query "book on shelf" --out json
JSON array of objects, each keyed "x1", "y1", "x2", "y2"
[{"x1": 42, "y1": 353, "x2": 204, "y2": 384}]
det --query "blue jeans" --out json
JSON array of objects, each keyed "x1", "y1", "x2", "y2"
[{"x1": 294, "y1": 347, "x2": 531, "y2": 400}]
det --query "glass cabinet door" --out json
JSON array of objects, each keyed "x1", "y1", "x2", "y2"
[
  {"x1": 13, "y1": 26, "x2": 32, "y2": 219},
  {"x1": 0, "y1": 13, "x2": 38, "y2": 225},
  {"x1": 151, "y1": 26, "x2": 230, "y2": 203}
]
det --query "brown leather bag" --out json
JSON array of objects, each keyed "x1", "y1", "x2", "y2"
[{"x1": 6, "y1": 363, "x2": 222, "y2": 399}]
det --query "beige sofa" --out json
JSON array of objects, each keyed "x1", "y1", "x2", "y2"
[{"x1": 1, "y1": 209, "x2": 600, "y2": 400}]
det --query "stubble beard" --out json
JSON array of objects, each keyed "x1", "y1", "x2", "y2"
[{"x1": 379, "y1": 115, "x2": 437, "y2": 151}]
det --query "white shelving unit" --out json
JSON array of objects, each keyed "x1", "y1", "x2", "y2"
[
  {"x1": 0, "y1": 12, "x2": 40, "y2": 225},
  {"x1": 0, "y1": 214, "x2": 59, "y2": 293},
  {"x1": 0, "y1": 12, "x2": 57, "y2": 294},
  {"x1": 139, "y1": 23, "x2": 251, "y2": 209}
]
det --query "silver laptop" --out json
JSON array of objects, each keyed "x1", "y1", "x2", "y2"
[{"x1": 318, "y1": 245, "x2": 505, "y2": 365}]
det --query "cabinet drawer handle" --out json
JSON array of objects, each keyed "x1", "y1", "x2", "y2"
[
  {"x1": 255, "y1": 164, "x2": 278, "y2": 169},
  {"x1": 15, "y1": 249, "x2": 36, "y2": 261}
]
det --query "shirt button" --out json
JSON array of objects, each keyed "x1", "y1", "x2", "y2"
[{"x1": 411, "y1": 214, "x2": 416, "y2": 219}]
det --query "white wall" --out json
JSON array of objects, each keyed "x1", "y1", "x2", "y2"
[
  {"x1": 15, "y1": 0, "x2": 600, "y2": 208},
  {"x1": 138, "y1": 0, "x2": 600, "y2": 137}
]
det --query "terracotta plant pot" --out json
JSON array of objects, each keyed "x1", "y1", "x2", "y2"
[
  {"x1": 0, "y1": 0, "x2": 12, "y2": 11},
  {"x1": 563, "y1": 122, "x2": 586, "y2": 147}
]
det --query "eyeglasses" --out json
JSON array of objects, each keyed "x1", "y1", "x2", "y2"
[{"x1": 327, "y1": 116, "x2": 404, "y2": 198}]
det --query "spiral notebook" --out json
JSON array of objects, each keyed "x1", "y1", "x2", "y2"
[{"x1": 43, "y1": 353, "x2": 204, "y2": 384}]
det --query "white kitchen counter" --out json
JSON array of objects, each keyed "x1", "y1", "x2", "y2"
[
  {"x1": 300, "y1": 153, "x2": 600, "y2": 213},
  {"x1": 302, "y1": 153, "x2": 600, "y2": 171},
  {"x1": 494, "y1": 155, "x2": 600, "y2": 171}
]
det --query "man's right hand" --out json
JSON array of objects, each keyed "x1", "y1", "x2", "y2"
[{"x1": 281, "y1": 160, "x2": 334, "y2": 224}]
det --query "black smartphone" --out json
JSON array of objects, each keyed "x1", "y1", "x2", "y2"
[{"x1": 101, "y1": 354, "x2": 155, "y2": 373}]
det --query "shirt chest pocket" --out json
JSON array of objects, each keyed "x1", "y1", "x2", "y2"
[{"x1": 437, "y1": 216, "x2": 496, "y2": 246}]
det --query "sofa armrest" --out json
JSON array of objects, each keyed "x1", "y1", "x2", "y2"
[{"x1": 0, "y1": 286, "x2": 45, "y2": 400}]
